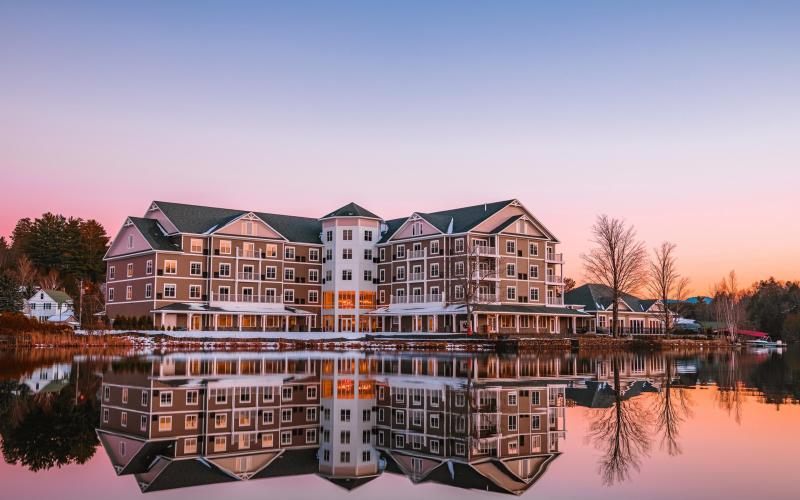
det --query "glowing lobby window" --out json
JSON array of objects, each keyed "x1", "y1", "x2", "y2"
[
  {"x1": 337, "y1": 379, "x2": 355, "y2": 399},
  {"x1": 321, "y1": 380, "x2": 333, "y2": 398},
  {"x1": 338, "y1": 291, "x2": 356, "y2": 309},
  {"x1": 358, "y1": 381, "x2": 375, "y2": 399},
  {"x1": 322, "y1": 360, "x2": 334, "y2": 375},
  {"x1": 358, "y1": 291, "x2": 376, "y2": 309},
  {"x1": 323, "y1": 292, "x2": 335, "y2": 309}
]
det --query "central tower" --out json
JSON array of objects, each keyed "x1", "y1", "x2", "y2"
[{"x1": 320, "y1": 203, "x2": 382, "y2": 332}]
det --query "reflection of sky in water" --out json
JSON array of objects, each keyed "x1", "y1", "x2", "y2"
[{"x1": 0, "y1": 348, "x2": 798, "y2": 499}]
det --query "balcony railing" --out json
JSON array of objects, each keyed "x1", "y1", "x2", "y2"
[
  {"x1": 390, "y1": 293, "x2": 445, "y2": 305},
  {"x1": 210, "y1": 293, "x2": 281, "y2": 304},
  {"x1": 237, "y1": 272, "x2": 257, "y2": 280},
  {"x1": 546, "y1": 296, "x2": 564, "y2": 306},
  {"x1": 476, "y1": 292, "x2": 500, "y2": 303},
  {"x1": 546, "y1": 252, "x2": 564, "y2": 263},
  {"x1": 408, "y1": 249, "x2": 426, "y2": 259},
  {"x1": 471, "y1": 270, "x2": 499, "y2": 281},
  {"x1": 546, "y1": 274, "x2": 564, "y2": 285},
  {"x1": 471, "y1": 246, "x2": 497, "y2": 256},
  {"x1": 236, "y1": 248, "x2": 258, "y2": 259},
  {"x1": 408, "y1": 272, "x2": 426, "y2": 281}
]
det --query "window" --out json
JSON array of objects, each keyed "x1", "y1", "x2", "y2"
[
  {"x1": 283, "y1": 289, "x2": 294, "y2": 303},
  {"x1": 189, "y1": 285, "x2": 201, "y2": 299},
  {"x1": 455, "y1": 393, "x2": 465, "y2": 407},
  {"x1": 263, "y1": 411, "x2": 274, "y2": 425},
  {"x1": 431, "y1": 414, "x2": 440, "y2": 429},
  {"x1": 185, "y1": 414, "x2": 198, "y2": 430},
  {"x1": 342, "y1": 248, "x2": 352, "y2": 259},
  {"x1": 340, "y1": 430, "x2": 350, "y2": 444},
  {"x1": 282, "y1": 387, "x2": 293, "y2": 401},
  {"x1": 163, "y1": 284, "x2": 176, "y2": 298},
  {"x1": 395, "y1": 410, "x2": 405, "y2": 425},
  {"x1": 454, "y1": 238, "x2": 465, "y2": 253},
  {"x1": 532, "y1": 391, "x2": 541, "y2": 405},
  {"x1": 126, "y1": 286, "x2": 132, "y2": 301},
  {"x1": 362, "y1": 450, "x2": 372, "y2": 461},
  {"x1": 430, "y1": 263, "x2": 439, "y2": 278},
  {"x1": 506, "y1": 240, "x2": 516, "y2": 254},
  {"x1": 214, "y1": 436, "x2": 226, "y2": 452},
  {"x1": 455, "y1": 261, "x2": 465, "y2": 276},
  {"x1": 364, "y1": 248, "x2": 373, "y2": 260},
  {"x1": 141, "y1": 391, "x2": 149, "y2": 406},
  {"x1": 127, "y1": 234, "x2": 134, "y2": 249},
  {"x1": 508, "y1": 392, "x2": 518, "y2": 406},
  {"x1": 284, "y1": 246, "x2": 295, "y2": 260},
  {"x1": 186, "y1": 390, "x2": 198, "y2": 405},
  {"x1": 281, "y1": 409, "x2": 292, "y2": 423},
  {"x1": 430, "y1": 440, "x2": 440, "y2": 454},
  {"x1": 284, "y1": 267, "x2": 295, "y2": 281},
  {"x1": 102, "y1": 408, "x2": 109, "y2": 423},
  {"x1": 262, "y1": 386, "x2": 274, "y2": 402},
  {"x1": 309, "y1": 290, "x2": 319, "y2": 303},
  {"x1": 240, "y1": 387, "x2": 251, "y2": 403},
  {"x1": 163, "y1": 260, "x2": 177, "y2": 275},
  {"x1": 430, "y1": 240, "x2": 440, "y2": 254},
  {"x1": 506, "y1": 263, "x2": 516, "y2": 277},
  {"x1": 143, "y1": 260, "x2": 152, "y2": 275},
  {"x1": 340, "y1": 451, "x2": 351, "y2": 463},
  {"x1": 262, "y1": 433, "x2": 274, "y2": 448},
  {"x1": 530, "y1": 288, "x2": 540, "y2": 301},
  {"x1": 281, "y1": 431, "x2": 291, "y2": 445},
  {"x1": 215, "y1": 390, "x2": 227, "y2": 404},
  {"x1": 395, "y1": 245, "x2": 405, "y2": 258},
  {"x1": 530, "y1": 242, "x2": 539, "y2": 256},
  {"x1": 326, "y1": 230, "x2": 333, "y2": 242},
  {"x1": 362, "y1": 409, "x2": 371, "y2": 422},
  {"x1": 411, "y1": 221, "x2": 423, "y2": 236},
  {"x1": 159, "y1": 416, "x2": 172, "y2": 432},
  {"x1": 379, "y1": 290, "x2": 386, "y2": 304},
  {"x1": 183, "y1": 437, "x2": 197, "y2": 454},
  {"x1": 108, "y1": 266, "x2": 115, "y2": 279},
  {"x1": 140, "y1": 415, "x2": 147, "y2": 431},
  {"x1": 190, "y1": 238, "x2": 203, "y2": 253},
  {"x1": 395, "y1": 434, "x2": 405, "y2": 448},
  {"x1": 306, "y1": 407, "x2": 317, "y2": 421},
  {"x1": 508, "y1": 415, "x2": 518, "y2": 431},
  {"x1": 396, "y1": 267, "x2": 405, "y2": 280},
  {"x1": 379, "y1": 248, "x2": 386, "y2": 261},
  {"x1": 308, "y1": 248, "x2": 319, "y2": 261},
  {"x1": 264, "y1": 266, "x2": 276, "y2": 280},
  {"x1": 120, "y1": 412, "x2": 128, "y2": 427},
  {"x1": 530, "y1": 265, "x2": 539, "y2": 279},
  {"x1": 341, "y1": 269, "x2": 352, "y2": 280},
  {"x1": 454, "y1": 285, "x2": 464, "y2": 300},
  {"x1": 160, "y1": 391, "x2": 173, "y2": 407},
  {"x1": 307, "y1": 386, "x2": 317, "y2": 399},
  {"x1": 215, "y1": 413, "x2": 227, "y2": 428},
  {"x1": 127, "y1": 263, "x2": 134, "y2": 277},
  {"x1": 507, "y1": 286, "x2": 516, "y2": 300},
  {"x1": 242, "y1": 220, "x2": 254, "y2": 236},
  {"x1": 190, "y1": 262, "x2": 202, "y2": 276},
  {"x1": 379, "y1": 269, "x2": 385, "y2": 282},
  {"x1": 306, "y1": 429, "x2": 317, "y2": 443},
  {"x1": 220, "y1": 240, "x2": 232, "y2": 254},
  {"x1": 326, "y1": 249, "x2": 333, "y2": 261},
  {"x1": 532, "y1": 415, "x2": 541, "y2": 430},
  {"x1": 364, "y1": 270, "x2": 372, "y2": 281},
  {"x1": 364, "y1": 230, "x2": 373, "y2": 241},
  {"x1": 219, "y1": 263, "x2": 231, "y2": 277},
  {"x1": 508, "y1": 440, "x2": 518, "y2": 454},
  {"x1": 342, "y1": 229, "x2": 353, "y2": 241},
  {"x1": 145, "y1": 283, "x2": 152, "y2": 298}
]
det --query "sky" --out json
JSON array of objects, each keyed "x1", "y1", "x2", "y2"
[{"x1": 1, "y1": 1, "x2": 798, "y2": 292}]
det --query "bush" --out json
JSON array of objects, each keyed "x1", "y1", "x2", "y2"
[{"x1": 0, "y1": 312, "x2": 72, "y2": 335}]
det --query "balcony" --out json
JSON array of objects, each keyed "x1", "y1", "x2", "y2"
[
  {"x1": 389, "y1": 293, "x2": 445, "y2": 307},
  {"x1": 546, "y1": 252, "x2": 564, "y2": 263},
  {"x1": 236, "y1": 248, "x2": 258, "y2": 259},
  {"x1": 475, "y1": 292, "x2": 500, "y2": 303},
  {"x1": 471, "y1": 270, "x2": 499, "y2": 281},
  {"x1": 209, "y1": 292, "x2": 283, "y2": 311},
  {"x1": 408, "y1": 249, "x2": 426, "y2": 259},
  {"x1": 546, "y1": 274, "x2": 564, "y2": 285},
  {"x1": 408, "y1": 272, "x2": 426, "y2": 281},
  {"x1": 546, "y1": 296, "x2": 564, "y2": 306},
  {"x1": 237, "y1": 271, "x2": 258, "y2": 281},
  {"x1": 471, "y1": 246, "x2": 497, "y2": 256}
]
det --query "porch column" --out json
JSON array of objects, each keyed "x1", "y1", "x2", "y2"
[
  {"x1": 451, "y1": 314, "x2": 457, "y2": 333},
  {"x1": 472, "y1": 312, "x2": 478, "y2": 334},
  {"x1": 188, "y1": 314, "x2": 193, "y2": 331},
  {"x1": 572, "y1": 316, "x2": 577, "y2": 335},
  {"x1": 214, "y1": 314, "x2": 218, "y2": 331},
  {"x1": 238, "y1": 314, "x2": 242, "y2": 331},
  {"x1": 285, "y1": 315, "x2": 289, "y2": 332},
  {"x1": 262, "y1": 315, "x2": 266, "y2": 332},
  {"x1": 161, "y1": 311, "x2": 166, "y2": 329},
  {"x1": 515, "y1": 314, "x2": 520, "y2": 334}
]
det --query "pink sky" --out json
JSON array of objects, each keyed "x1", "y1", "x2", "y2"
[{"x1": 1, "y1": 2, "x2": 799, "y2": 292}]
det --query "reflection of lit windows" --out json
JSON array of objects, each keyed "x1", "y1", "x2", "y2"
[
  {"x1": 184, "y1": 437, "x2": 197, "y2": 454},
  {"x1": 214, "y1": 436, "x2": 226, "y2": 452},
  {"x1": 159, "y1": 416, "x2": 172, "y2": 432},
  {"x1": 281, "y1": 431, "x2": 291, "y2": 445},
  {"x1": 215, "y1": 414, "x2": 227, "y2": 429},
  {"x1": 262, "y1": 434, "x2": 273, "y2": 448}
]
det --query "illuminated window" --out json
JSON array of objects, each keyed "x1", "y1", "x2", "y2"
[
  {"x1": 338, "y1": 291, "x2": 356, "y2": 309},
  {"x1": 358, "y1": 291, "x2": 376, "y2": 309}
]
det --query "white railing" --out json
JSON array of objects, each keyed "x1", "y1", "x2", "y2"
[
  {"x1": 390, "y1": 293, "x2": 445, "y2": 305},
  {"x1": 408, "y1": 249, "x2": 426, "y2": 259},
  {"x1": 471, "y1": 271, "x2": 499, "y2": 281},
  {"x1": 409, "y1": 272, "x2": 426, "y2": 281},
  {"x1": 210, "y1": 293, "x2": 281, "y2": 304},
  {"x1": 546, "y1": 252, "x2": 563, "y2": 263},
  {"x1": 546, "y1": 275, "x2": 564, "y2": 285},
  {"x1": 236, "y1": 248, "x2": 258, "y2": 259},
  {"x1": 476, "y1": 292, "x2": 500, "y2": 303},
  {"x1": 237, "y1": 272, "x2": 257, "y2": 280},
  {"x1": 471, "y1": 246, "x2": 497, "y2": 256},
  {"x1": 546, "y1": 296, "x2": 564, "y2": 306}
]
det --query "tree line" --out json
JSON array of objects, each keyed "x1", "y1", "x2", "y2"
[{"x1": 0, "y1": 213, "x2": 109, "y2": 326}]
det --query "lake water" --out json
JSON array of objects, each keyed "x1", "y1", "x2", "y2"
[{"x1": 0, "y1": 346, "x2": 797, "y2": 500}]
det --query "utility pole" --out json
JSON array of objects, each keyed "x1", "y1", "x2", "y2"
[{"x1": 79, "y1": 279, "x2": 84, "y2": 330}]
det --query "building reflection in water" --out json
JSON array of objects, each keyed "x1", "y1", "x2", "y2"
[{"x1": 96, "y1": 353, "x2": 576, "y2": 494}]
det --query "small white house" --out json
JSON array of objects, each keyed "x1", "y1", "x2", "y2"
[
  {"x1": 20, "y1": 363, "x2": 72, "y2": 393},
  {"x1": 24, "y1": 289, "x2": 79, "y2": 327}
]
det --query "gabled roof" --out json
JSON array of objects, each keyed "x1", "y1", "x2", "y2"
[
  {"x1": 565, "y1": 284, "x2": 650, "y2": 313},
  {"x1": 378, "y1": 217, "x2": 408, "y2": 243},
  {"x1": 151, "y1": 201, "x2": 322, "y2": 244},
  {"x1": 378, "y1": 200, "x2": 514, "y2": 243},
  {"x1": 488, "y1": 214, "x2": 524, "y2": 234},
  {"x1": 128, "y1": 217, "x2": 181, "y2": 251},
  {"x1": 322, "y1": 202, "x2": 381, "y2": 219},
  {"x1": 38, "y1": 289, "x2": 73, "y2": 304}
]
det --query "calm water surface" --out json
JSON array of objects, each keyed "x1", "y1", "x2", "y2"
[{"x1": 0, "y1": 347, "x2": 797, "y2": 500}]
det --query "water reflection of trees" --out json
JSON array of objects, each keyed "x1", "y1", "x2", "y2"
[
  {"x1": 0, "y1": 361, "x2": 102, "y2": 471},
  {"x1": 652, "y1": 360, "x2": 693, "y2": 456}
]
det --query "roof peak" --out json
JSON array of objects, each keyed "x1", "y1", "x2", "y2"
[{"x1": 321, "y1": 202, "x2": 381, "y2": 220}]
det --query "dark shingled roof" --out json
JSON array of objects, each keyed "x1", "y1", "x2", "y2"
[
  {"x1": 322, "y1": 202, "x2": 381, "y2": 219},
  {"x1": 488, "y1": 214, "x2": 523, "y2": 234},
  {"x1": 473, "y1": 304, "x2": 589, "y2": 316},
  {"x1": 378, "y1": 217, "x2": 408, "y2": 243},
  {"x1": 152, "y1": 201, "x2": 322, "y2": 244},
  {"x1": 565, "y1": 284, "x2": 653, "y2": 313},
  {"x1": 128, "y1": 217, "x2": 181, "y2": 251}
]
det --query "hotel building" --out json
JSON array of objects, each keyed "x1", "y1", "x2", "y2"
[{"x1": 104, "y1": 199, "x2": 588, "y2": 333}]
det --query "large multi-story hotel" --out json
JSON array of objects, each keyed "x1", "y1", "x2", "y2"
[{"x1": 103, "y1": 199, "x2": 589, "y2": 333}]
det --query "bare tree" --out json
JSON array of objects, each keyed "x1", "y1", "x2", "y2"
[
  {"x1": 452, "y1": 243, "x2": 499, "y2": 335},
  {"x1": 646, "y1": 242, "x2": 692, "y2": 336},
  {"x1": 582, "y1": 215, "x2": 648, "y2": 337},
  {"x1": 713, "y1": 270, "x2": 743, "y2": 342},
  {"x1": 39, "y1": 269, "x2": 62, "y2": 291},
  {"x1": 14, "y1": 255, "x2": 39, "y2": 296}
]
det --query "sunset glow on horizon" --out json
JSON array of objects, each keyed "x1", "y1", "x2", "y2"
[{"x1": 1, "y1": 1, "x2": 798, "y2": 292}]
